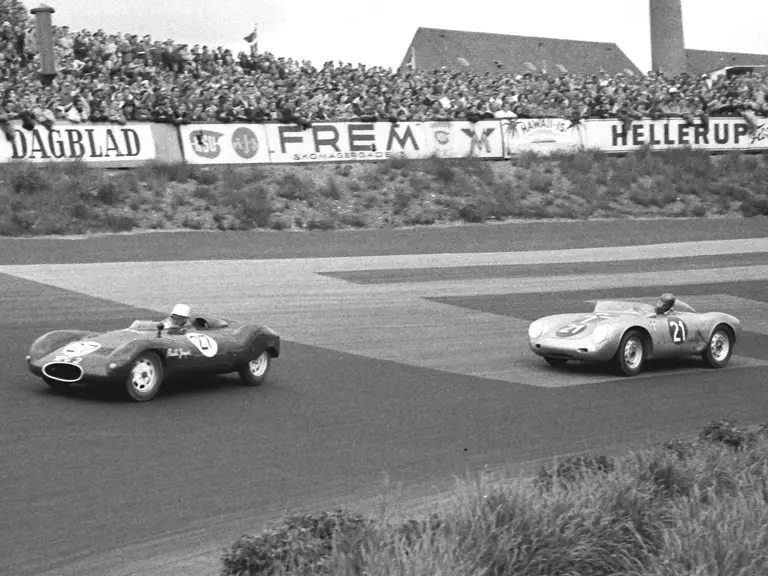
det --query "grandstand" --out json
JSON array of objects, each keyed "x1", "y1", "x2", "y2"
[{"x1": 0, "y1": 0, "x2": 767, "y2": 133}]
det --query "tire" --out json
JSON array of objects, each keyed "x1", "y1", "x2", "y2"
[
  {"x1": 44, "y1": 377, "x2": 71, "y2": 390},
  {"x1": 125, "y1": 351, "x2": 164, "y2": 402},
  {"x1": 545, "y1": 357, "x2": 568, "y2": 367},
  {"x1": 239, "y1": 351, "x2": 271, "y2": 386},
  {"x1": 702, "y1": 325, "x2": 733, "y2": 369},
  {"x1": 614, "y1": 330, "x2": 645, "y2": 376}
]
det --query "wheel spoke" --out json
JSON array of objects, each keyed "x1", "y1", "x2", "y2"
[
  {"x1": 711, "y1": 332, "x2": 730, "y2": 362},
  {"x1": 624, "y1": 338, "x2": 642, "y2": 370},
  {"x1": 249, "y1": 353, "x2": 268, "y2": 377},
  {"x1": 132, "y1": 359, "x2": 156, "y2": 392}
]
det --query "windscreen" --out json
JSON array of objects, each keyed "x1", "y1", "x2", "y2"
[
  {"x1": 128, "y1": 320, "x2": 157, "y2": 331},
  {"x1": 593, "y1": 300, "x2": 655, "y2": 316}
]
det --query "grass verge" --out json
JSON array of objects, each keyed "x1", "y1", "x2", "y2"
[
  {"x1": 220, "y1": 419, "x2": 768, "y2": 575},
  {"x1": 2, "y1": 148, "x2": 768, "y2": 236}
]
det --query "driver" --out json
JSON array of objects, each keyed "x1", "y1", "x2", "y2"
[
  {"x1": 162, "y1": 303, "x2": 192, "y2": 331},
  {"x1": 654, "y1": 293, "x2": 676, "y2": 315}
]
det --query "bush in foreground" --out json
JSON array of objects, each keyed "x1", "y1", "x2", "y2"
[
  {"x1": 2, "y1": 149, "x2": 768, "y2": 237},
  {"x1": 220, "y1": 420, "x2": 768, "y2": 576}
]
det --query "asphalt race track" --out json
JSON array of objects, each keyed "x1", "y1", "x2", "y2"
[{"x1": 1, "y1": 217, "x2": 768, "y2": 576}]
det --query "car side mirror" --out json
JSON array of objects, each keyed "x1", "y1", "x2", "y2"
[{"x1": 156, "y1": 323, "x2": 164, "y2": 337}]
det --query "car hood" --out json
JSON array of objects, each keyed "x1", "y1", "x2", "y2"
[
  {"x1": 537, "y1": 312, "x2": 637, "y2": 339},
  {"x1": 50, "y1": 328, "x2": 161, "y2": 358}
]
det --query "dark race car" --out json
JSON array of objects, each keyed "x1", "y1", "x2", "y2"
[{"x1": 27, "y1": 314, "x2": 281, "y2": 402}]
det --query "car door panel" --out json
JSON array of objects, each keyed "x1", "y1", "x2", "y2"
[{"x1": 657, "y1": 313, "x2": 700, "y2": 356}]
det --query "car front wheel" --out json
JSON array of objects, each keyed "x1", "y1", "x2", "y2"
[
  {"x1": 702, "y1": 325, "x2": 733, "y2": 369},
  {"x1": 614, "y1": 330, "x2": 645, "y2": 376},
  {"x1": 240, "y1": 351, "x2": 271, "y2": 386},
  {"x1": 125, "y1": 351, "x2": 164, "y2": 402}
]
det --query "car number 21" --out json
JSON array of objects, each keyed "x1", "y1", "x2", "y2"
[
  {"x1": 668, "y1": 318, "x2": 688, "y2": 344},
  {"x1": 186, "y1": 333, "x2": 219, "y2": 357}
]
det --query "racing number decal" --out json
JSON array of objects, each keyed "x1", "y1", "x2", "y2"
[
  {"x1": 668, "y1": 318, "x2": 688, "y2": 344},
  {"x1": 556, "y1": 315, "x2": 607, "y2": 337},
  {"x1": 186, "y1": 333, "x2": 219, "y2": 358},
  {"x1": 61, "y1": 341, "x2": 101, "y2": 357},
  {"x1": 53, "y1": 355, "x2": 82, "y2": 363},
  {"x1": 557, "y1": 324, "x2": 587, "y2": 337}
]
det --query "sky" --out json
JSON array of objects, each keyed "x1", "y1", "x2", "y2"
[{"x1": 32, "y1": 0, "x2": 768, "y2": 72}]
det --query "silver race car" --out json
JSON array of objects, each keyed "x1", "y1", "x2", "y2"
[{"x1": 528, "y1": 293, "x2": 742, "y2": 376}]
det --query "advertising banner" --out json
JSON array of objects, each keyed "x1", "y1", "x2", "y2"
[
  {"x1": 585, "y1": 117, "x2": 768, "y2": 153},
  {"x1": 179, "y1": 123, "x2": 271, "y2": 164},
  {"x1": 421, "y1": 120, "x2": 504, "y2": 159},
  {"x1": 0, "y1": 121, "x2": 156, "y2": 163},
  {"x1": 263, "y1": 121, "x2": 432, "y2": 163},
  {"x1": 263, "y1": 120, "x2": 505, "y2": 163},
  {"x1": 501, "y1": 117, "x2": 587, "y2": 156}
]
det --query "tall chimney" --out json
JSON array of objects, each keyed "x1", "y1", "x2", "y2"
[
  {"x1": 30, "y1": 3, "x2": 57, "y2": 85},
  {"x1": 649, "y1": 0, "x2": 687, "y2": 77}
]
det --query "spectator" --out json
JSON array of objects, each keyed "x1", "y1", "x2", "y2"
[{"x1": 2, "y1": 19, "x2": 767, "y2": 129}]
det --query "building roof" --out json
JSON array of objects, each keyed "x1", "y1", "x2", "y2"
[
  {"x1": 686, "y1": 49, "x2": 768, "y2": 76},
  {"x1": 399, "y1": 27, "x2": 642, "y2": 77}
]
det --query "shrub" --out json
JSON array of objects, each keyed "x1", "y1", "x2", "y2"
[
  {"x1": 1, "y1": 148, "x2": 767, "y2": 236},
  {"x1": 145, "y1": 161, "x2": 193, "y2": 182},
  {"x1": 221, "y1": 185, "x2": 271, "y2": 228},
  {"x1": 221, "y1": 420, "x2": 768, "y2": 576},
  {"x1": 321, "y1": 175, "x2": 342, "y2": 200},
  {"x1": 220, "y1": 510, "x2": 375, "y2": 576},
  {"x1": 425, "y1": 156, "x2": 457, "y2": 185},
  {"x1": 699, "y1": 419, "x2": 759, "y2": 450},
  {"x1": 334, "y1": 164, "x2": 354, "y2": 177},
  {"x1": 392, "y1": 191, "x2": 412, "y2": 214},
  {"x1": 95, "y1": 179, "x2": 124, "y2": 205},
  {"x1": 339, "y1": 212, "x2": 367, "y2": 227},
  {"x1": 458, "y1": 201, "x2": 489, "y2": 223},
  {"x1": 195, "y1": 168, "x2": 219, "y2": 185},
  {"x1": 192, "y1": 185, "x2": 217, "y2": 204},
  {"x1": 306, "y1": 215, "x2": 337, "y2": 230},
  {"x1": 535, "y1": 453, "x2": 616, "y2": 490},
  {"x1": 9, "y1": 163, "x2": 51, "y2": 195},
  {"x1": 269, "y1": 217, "x2": 291, "y2": 230},
  {"x1": 276, "y1": 173, "x2": 309, "y2": 200},
  {"x1": 105, "y1": 214, "x2": 136, "y2": 233}
]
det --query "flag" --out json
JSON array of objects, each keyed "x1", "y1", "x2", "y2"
[{"x1": 244, "y1": 23, "x2": 258, "y2": 48}]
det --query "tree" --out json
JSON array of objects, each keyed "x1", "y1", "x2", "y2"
[{"x1": 0, "y1": 0, "x2": 29, "y2": 29}]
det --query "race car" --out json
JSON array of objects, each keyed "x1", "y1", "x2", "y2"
[
  {"x1": 26, "y1": 304, "x2": 281, "y2": 402},
  {"x1": 527, "y1": 293, "x2": 741, "y2": 376}
]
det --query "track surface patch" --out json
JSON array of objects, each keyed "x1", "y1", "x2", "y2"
[{"x1": 3, "y1": 226, "x2": 768, "y2": 576}]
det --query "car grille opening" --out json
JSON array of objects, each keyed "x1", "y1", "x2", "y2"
[{"x1": 42, "y1": 362, "x2": 84, "y2": 383}]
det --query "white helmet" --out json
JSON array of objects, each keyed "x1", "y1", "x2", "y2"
[{"x1": 171, "y1": 303, "x2": 190, "y2": 318}]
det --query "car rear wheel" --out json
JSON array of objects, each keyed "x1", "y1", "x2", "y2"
[
  {"x1": 614, "y1": 330, "x2": 645, "y2": 376},
  {"x1": 545, "y1": 357, "x2": 568, "y2": 367},
  {"x1": 702, "y1": 325, "x2": 733, "y2": 369},
  {"x1": 125, "y1": 351, "x2": 164, "y2": 402},
  {"x1": 239, "y1": 351, "x2": 271, "y2": 386}
]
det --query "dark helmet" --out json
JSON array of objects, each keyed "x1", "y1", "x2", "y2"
[{"x1": 655, "y1": 293, "x2": 676, "y2": 314}]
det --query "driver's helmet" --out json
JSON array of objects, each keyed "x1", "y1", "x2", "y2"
[
  {"x1": 655, "y1": 293, "x2": 676, "y2": 315},
  {"x1": 168, "y1": 303, "x2": 191, "y2": 327}
]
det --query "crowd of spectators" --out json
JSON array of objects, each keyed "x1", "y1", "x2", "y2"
[{"x1": 2, "y1": 17, "x2": 768, "y2": 136}]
